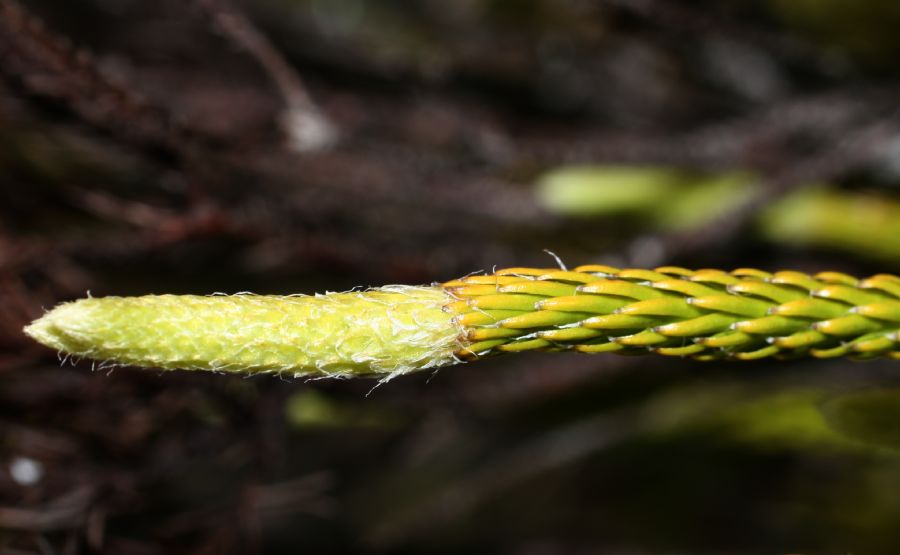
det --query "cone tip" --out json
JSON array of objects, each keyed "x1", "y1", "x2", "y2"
[{"x1": 22, "y1": 300, "x2": 92, "y2": 351}]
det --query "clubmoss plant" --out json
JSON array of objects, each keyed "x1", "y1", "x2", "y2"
[{"x1": 25, "y1": 266, "x2": 900, "y2": 378}]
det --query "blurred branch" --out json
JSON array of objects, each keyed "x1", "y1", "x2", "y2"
[
  {"x1": 0, "y1": 486, "x2": 95, "y2": 532},
  {"x1": 0, "y1": 0, "x2": 220, "y2": 164},
  {"x1": 194, "y1": 0, "x2": 338, "y2": 152},
  {"x1": 628, "y1": 109, "x2": 900, "y2": 265},
  {"x1": 522, "y1": 87, "x2": 882, "y2": 170},
  {"x1": 601, "y1": 0, "x2": 824, "y2": 66},
  {"x1": 365, "y1": 406, "x2": 642, "y2": 546}
]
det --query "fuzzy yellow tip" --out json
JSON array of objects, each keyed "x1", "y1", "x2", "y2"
[
  {"x1": 25, "y1": 286, "x2": 466, "y2": 378},
  {"x1": 25, "y1": 301, "x2": 96, "y2": 353}
]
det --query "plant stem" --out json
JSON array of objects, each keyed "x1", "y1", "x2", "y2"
[{"x1": 24, "y1": 266, "x2": 900, "y2": 377}]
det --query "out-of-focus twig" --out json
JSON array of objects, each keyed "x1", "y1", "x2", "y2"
[
  {"x1": 0, "y1": 0, "x2": 220, "y2": 164},
  {"x1": 522, "y1": 87, "x2": 881, "y2": 170},
  {"x1": 628, "y1": 110, "x2": 900, "y2": 265},
  {"x1": 195, "y1": 0, "x2": 338, "y2": 152},
  {"x1": 0, "y1": 486, "x2": 95, "y2": 532},
  {"x1": 365, "y1": 406, "x2": 642, "y2": 546},
  {"x1": 601, "y1": 0, "x2": 824, "y2": 67}
]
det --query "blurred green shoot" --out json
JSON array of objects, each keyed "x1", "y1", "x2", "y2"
[{"x1": 537, "y1": 165, "x2": 900, "y2": 264}]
